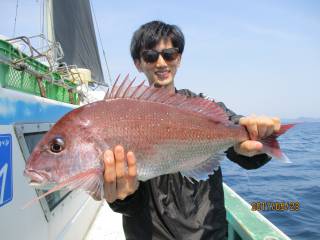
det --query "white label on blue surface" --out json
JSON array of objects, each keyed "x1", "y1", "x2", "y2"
[{"x1": 0, "y1": 134, "x2": 13, "y2": 207}]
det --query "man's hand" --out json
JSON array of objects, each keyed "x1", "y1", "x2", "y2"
[
  {"x1": 103, "y1": 145, "x2": 139, "y2": 203},
  {"x1": 234, "y1": 116, "x2": 281, "y2": 157}
]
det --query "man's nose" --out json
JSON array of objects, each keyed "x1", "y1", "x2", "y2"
[{"x1": 156, "y1": 54, "x2": 168, "y2": 67}]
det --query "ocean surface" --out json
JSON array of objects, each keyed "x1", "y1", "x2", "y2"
[{"x1": 222, "y1": 122, "x2": 320, "y2": 240}]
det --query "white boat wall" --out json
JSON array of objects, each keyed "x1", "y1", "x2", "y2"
[
  {"x1": 0, "y1": 0, "x2": 123, "y2": 238},
  {"x1": 0, "y1": 87, "x2": 101, "y2": 240}
]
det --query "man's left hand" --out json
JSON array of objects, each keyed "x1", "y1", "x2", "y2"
[{"x1": 234, "y1": 116, "x2": 281, "y2": 157}]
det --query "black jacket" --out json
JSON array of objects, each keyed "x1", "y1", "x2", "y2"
[{"x1": 109, "y1": 89, "x2": 271, "y2": 240}]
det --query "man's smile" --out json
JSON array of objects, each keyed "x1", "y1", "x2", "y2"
[{"x1": 155, "y1": 69, "x2": 170, "y2": 80}]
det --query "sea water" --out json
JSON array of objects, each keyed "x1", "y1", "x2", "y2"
[{"x1": 222, "y1": 122, "x2": 320, "y2": 240}]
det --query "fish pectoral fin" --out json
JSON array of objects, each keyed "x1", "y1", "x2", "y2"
[
  {"x1": 82, "y1": 173, "x2": 104, "y2": 200},
  {"x1": 65, "y1": 169, "x2": 104, "y2": 200},
  {"x1": 180, "y1": 153, "x2": 224, "y2": 182}
]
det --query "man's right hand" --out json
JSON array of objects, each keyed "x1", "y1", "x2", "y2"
[{"x1": 103, "y1": 145, "x2": 139, "y2": 203}]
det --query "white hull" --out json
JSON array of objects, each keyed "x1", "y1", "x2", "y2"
[{"x1": 0, "y1": 88, "x2": 124, "y2": 240}]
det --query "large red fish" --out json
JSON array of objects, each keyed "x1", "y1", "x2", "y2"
[{"x1": 24, "y1": 77, "x2": 294, "y2": 203}]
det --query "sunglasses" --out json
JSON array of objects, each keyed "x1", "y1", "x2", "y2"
[{"x1": 141, "y1": 48, "x2": 180, "y2": 63}]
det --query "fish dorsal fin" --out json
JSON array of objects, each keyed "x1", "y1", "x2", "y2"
[
  {"x1": 104, "y1": 76, "x2": 230, "y2": 124},
  {"x1": 104, "y1": 74, "x2": 118, "y2": 100}
]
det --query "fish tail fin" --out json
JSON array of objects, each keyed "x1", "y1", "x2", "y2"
[{"x1": 260, "y1": 124, "x2": 295, "y2": 163}]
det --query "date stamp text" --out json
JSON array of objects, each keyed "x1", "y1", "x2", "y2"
[{"x1": 251, "y1": 201, "x2": 300, "y2": 211}]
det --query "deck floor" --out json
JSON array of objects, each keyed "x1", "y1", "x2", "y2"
[{"x1": 85, "y1": 202, "x2": 125, "y2": 240}]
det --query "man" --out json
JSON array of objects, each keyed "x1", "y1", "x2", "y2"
[{"x1": 102, "y1": 21, "x2": 280, "y2": 239}]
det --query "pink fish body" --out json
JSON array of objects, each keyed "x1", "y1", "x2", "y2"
[{"x1": 24, "y1": 78, "x2": 294, "y2": 202}]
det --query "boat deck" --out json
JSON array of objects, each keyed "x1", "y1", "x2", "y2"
[
  {"x1": 85, "y1": 202, "x2": 125, "y2": 240},
  {"x1": 84, "y1": 184, "x2": 291, "y2": 240}
]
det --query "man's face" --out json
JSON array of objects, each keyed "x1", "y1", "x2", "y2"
[{"x1": 135, "y1": 39, "x2": 181, "y2": 88}]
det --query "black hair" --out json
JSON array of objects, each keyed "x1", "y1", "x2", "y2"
[{"x1": 130, "y1": 20, "x2": 185, "y2": 60}]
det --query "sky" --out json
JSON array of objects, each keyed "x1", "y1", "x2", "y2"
[{"x1": 0, "y1": 0, "x2": 319, "y2": 119}]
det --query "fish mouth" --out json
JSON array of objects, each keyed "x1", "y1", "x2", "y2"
[{"x1": 24, "y1": 169, "x2": 51, "y2": 187}]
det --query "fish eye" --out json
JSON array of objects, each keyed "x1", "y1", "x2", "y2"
[{"x1": 50, "y1": 137, "x2": 65, "y2": 153}]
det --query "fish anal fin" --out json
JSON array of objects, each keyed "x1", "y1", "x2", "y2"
[{"x1": 181, "y1": 153, "x2": 224, "y2": 182}]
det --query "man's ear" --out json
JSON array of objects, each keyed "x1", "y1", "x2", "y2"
[
  {"x1": 176, "y1": 55, "x2": 182, "y2": 68},
  {"x1": 134, "y1": 59, "x2": 142, "y2": 72}
]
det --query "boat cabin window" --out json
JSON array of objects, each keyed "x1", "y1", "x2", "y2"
[
  {"x1": 24, "y1": 131, "x2": 71, "y2": 211},
  {"x1": 14, "y1": 123, "x2": 71, "y2": 219}
]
